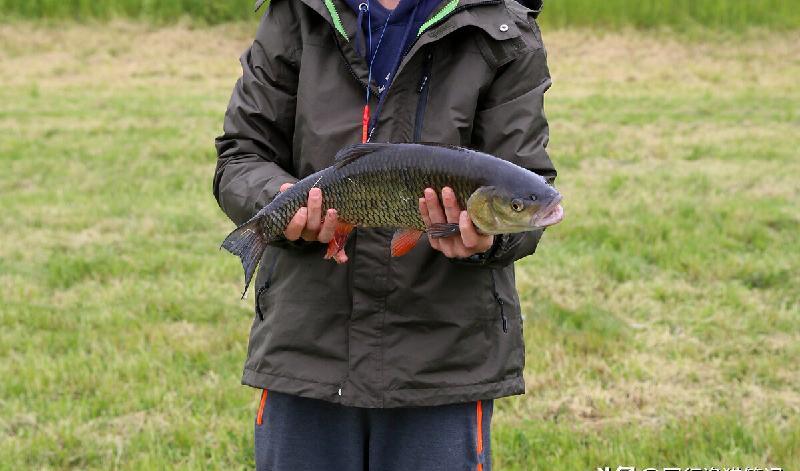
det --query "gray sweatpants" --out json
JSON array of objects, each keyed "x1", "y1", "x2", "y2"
[{"x1": 254, "y1": 390, "x2": 493, "y2": 471}]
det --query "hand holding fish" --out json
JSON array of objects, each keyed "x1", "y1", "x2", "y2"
[
  {"x1": 279, "y1": 184, "x2": 348, "y2": 263},
  {"x1": 419, "y1": 187, "x2": 494, "y2": 259}
]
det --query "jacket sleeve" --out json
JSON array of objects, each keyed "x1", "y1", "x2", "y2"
[
  {"x1": 466, "y1": 18, "x2": 557, "y2": 268},
  {"x1": 213, "y1": 1, "x2": 301, "y2": 227}
]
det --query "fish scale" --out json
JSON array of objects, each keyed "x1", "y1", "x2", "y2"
[
  {"x1": 222, "y1": 142, "x2": 561, "y2": 295},
  {"x1": 272, "y1": 151, "x2": 471, "y2": 231}
]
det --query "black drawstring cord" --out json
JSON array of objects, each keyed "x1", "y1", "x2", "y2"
[{"x1": 355, "y1": 3, "x2": 369, "y2": 58}]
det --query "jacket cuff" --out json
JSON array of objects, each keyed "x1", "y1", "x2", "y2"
[
  {"x1": 258, "y1": 176, "x2": 299, "y2": 211},
  {"x1": 453, "y1": 229, "x2": 544, "y2": 268},
  {"x1": 451, "y1": 234, "x2": 507, "y2": 266}
]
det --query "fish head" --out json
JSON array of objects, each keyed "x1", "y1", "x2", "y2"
[{"x1": 466, "y1": 183, "x2": 564, "y2": 235}]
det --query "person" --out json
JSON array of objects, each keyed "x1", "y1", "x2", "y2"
[{"x1": 213, "y1": 0, "x2": 556, "y2": 468}]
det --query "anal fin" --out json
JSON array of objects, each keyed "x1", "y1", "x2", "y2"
[{"x1": 391, "y1": 229, "x2": 423, "y2": 257}]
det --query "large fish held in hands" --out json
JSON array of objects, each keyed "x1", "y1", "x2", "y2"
[{"x1": 222, "y1": 142, "x2": 564, "y2": 294}]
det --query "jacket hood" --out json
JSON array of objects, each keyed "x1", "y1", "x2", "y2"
[{"x1": 278, "y1": 0, "x2": 524, "y2": 95}]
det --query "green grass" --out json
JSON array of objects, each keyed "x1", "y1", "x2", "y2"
[
  {"x1": 0, "y1": 0, "x2": 255, "y2": 23},
  {"x1": 1, "y1": 0, "x2": 799, "y2": 29},
  {"x1": 1, "y1": 23, "x2": 799, "y2": 470},
  {"x1": 541, "y1": 0, "x2": 800, "y2": 30}
]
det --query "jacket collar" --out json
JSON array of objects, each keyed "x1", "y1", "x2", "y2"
[
  {"x1": 287, "y1": 0, "x2": 521, "y2": 90},
  {"x1": 307, "y1": 0, "x2": 519, "y2": 40},
  {"x1": 297, "y1": 0, "x2": 520, "y2": 43}
]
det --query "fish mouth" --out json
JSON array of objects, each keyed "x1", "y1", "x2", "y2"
[{"x1": 533, "y1": 195, "x2": 564, "y2": 228}]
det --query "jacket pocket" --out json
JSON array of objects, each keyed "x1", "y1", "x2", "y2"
[
  {"x1": 254, "y1": 248, "x2": 281, "y2": 321},
  {"x1": 489, "y1": 269, "x2": 508, "y2": 333}
]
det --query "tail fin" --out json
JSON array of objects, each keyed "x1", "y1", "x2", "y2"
[{"x1": 221, "y1": 219, "x2": 267, "y2": 299}]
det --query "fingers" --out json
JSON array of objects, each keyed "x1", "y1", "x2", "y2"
[
  {"x1": 418, "y1": 198, "x2": 432, "y2": 227},
  {"x1": 306, "y1": 188, "x2": 322, "y2": 233},
  {"x1": 424, "y1": 188, "x2": 451, "y2": 253},
  {"x1": 317, "y1": 209, "x2": 338, "y2": 243},
  {"x1": 284, "y1": 207, "x2": 308, "y2": 241},
  {"x1": 430, "y1": 188, "x2": 458, "y2": 255},
  {"x1": 441, "y1": 187, "x2": 461, "y2": 224},
  {"x1": 422, "y1": 188, "x2": 463, "y2": 256},
  {"x1": 459, "y1": 211, "x2": 478, "y2": 249},
  {"x1": 420, "y1": 188, "x2": 491, "y2": 258},
  {"x1": 424, "y1": 188, "x2": 446, "y2": 224},
  {"x1": 459, "y1": 211, "x2": 494, "y2": 254},
  {"x1": 419, "y1": 197, "x2": 440, "y2": 251},
  {"x1": 279, "y1": 182, "x2": 294, "y2": 193}
]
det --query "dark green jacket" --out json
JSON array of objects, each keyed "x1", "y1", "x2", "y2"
[{"x1": 214, "y1": 0, "x2": 556, "y2": 407}]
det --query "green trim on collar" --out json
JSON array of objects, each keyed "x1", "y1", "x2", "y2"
[
  {"x1": 417, "y1": 0, "x2": 459, "y2": 37},
  {"x1": 324, "y1": 0, "x2": 349, "y2": 40}
]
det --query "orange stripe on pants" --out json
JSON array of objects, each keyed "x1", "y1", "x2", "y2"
[
  {"x1": 476, "y1": 400, "x2": 483, "y2": 471},
  {"x1": 257, "y1": 389, "x2": 268, "y2": 426}
]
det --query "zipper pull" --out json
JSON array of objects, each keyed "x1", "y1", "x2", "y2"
[
  {"x1": 417, "y1": 52, "x2": 433, "y2": 93},
  {"x1": 494, "y1": 293, "x2": 508, "y2": 333},
  {"x1": 490, "y1": 270, "x2": 508, "y2": 333},
  {"x1": 417, "y1": 75, "x2": 429, "y2": 94},
  {"x1": 255, "y1": 283, "x2": 270, "y2": 321}
]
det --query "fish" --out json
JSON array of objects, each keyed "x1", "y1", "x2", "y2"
[{"x1": 222, "y1": 142, "x2": 564, "y2": 294}]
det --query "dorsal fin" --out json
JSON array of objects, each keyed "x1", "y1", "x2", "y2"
[{"x1": 333, "y1": 143, "x2": 393, "y2": 169}]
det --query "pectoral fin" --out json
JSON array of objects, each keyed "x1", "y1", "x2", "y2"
[
  {"x1": 390, "y1": 229, "x2": 423, "y2": 257},
  {"x1": 427, "y1": 223, "x2": 461, "y2": 238}
]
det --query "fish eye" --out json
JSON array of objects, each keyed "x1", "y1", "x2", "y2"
[
  {"x1": 530, "y1": 194, "x2": 538, "y2": 201},
  {"x1": 511, "y1": 198, "x2": 524, "y2": 212}
]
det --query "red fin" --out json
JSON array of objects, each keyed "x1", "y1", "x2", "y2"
[
  {"x1": 391, "y1": 229, "x2": 423, "y2": 257},
  {"x1": 325, "y1": 222, "x2": 354, "y2": 259}
]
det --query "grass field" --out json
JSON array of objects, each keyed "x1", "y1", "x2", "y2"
[
  {"x1": 2, "y1": 0, "x2": 800, "y2": 29},
  {"x1": 1, "y1": 21, "x2": 799, "y2": 470}
]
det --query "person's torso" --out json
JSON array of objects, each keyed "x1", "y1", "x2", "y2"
[{"x1": 245, "y1": 0, "x2": 541, "y2": 407}]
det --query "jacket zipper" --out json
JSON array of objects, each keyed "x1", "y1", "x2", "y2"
[
  {"x1": 371, "y1": 0, "x2": 499, "y2": 138},
  {"x1": 334, "y1": 0, "x2": 500, "y2": 139},
  {"x1": 413, "y1": 50, "x2": 434, "y2": 142},
  {"x1": 489, "y1": 270, "x2": 508, "y2": 333}
]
